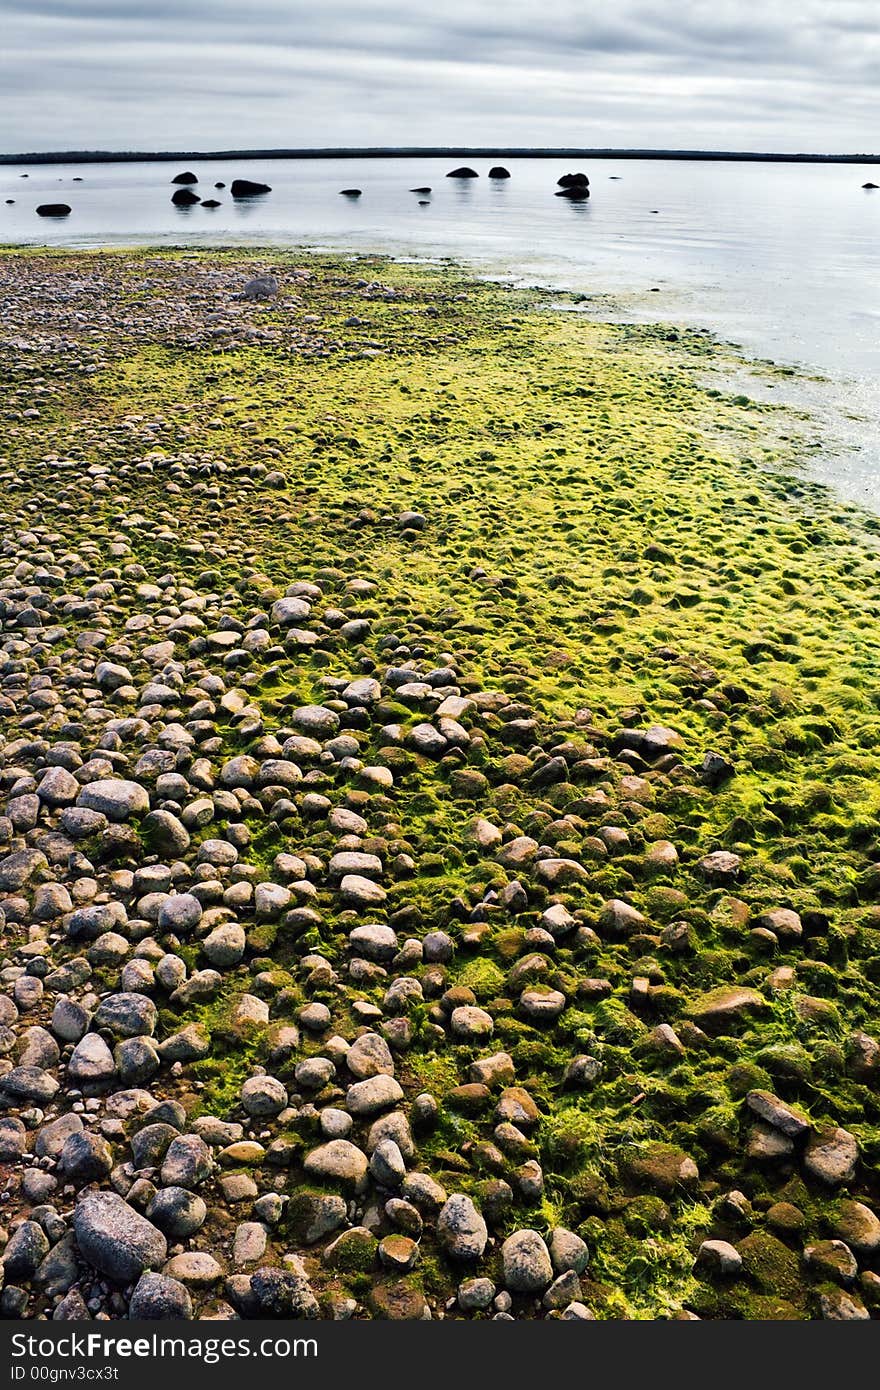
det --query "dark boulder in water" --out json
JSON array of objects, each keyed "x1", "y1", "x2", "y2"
[
  {"x1": 558, "y1": 172, "x2": 589, "y2": 188},
  {"x1": 172, "y1": 171, "x2": 198, "y2": 185},
  {"x1": 171, "y1": 188, "x2": 200, "y2": 206},
  {"x1": 340, "y1": 188, "x2": 362, "y2": 197},
  {"x1": 410, "y1": 186, "x2": 431, "y2": 193},
  {"x1": 555, "y1": 186, "x2": 590, "y2": 201},
  {"x1": 447, "y1": 167, "x2": 479, "y2": 178},
  {"x1": 36, "y1": 203, "x2": 71, "y2": 217},
  {"x1": 215, "y1": 182, "x2": 226, "y2": 189},
  {"x1": 489, "y1": 166, "x2": 511, "y2": 179},
  {"x1": 231, "y1": 179, "x2": 272, "y2": 197},
  {"x1": 863, "y1": 182, "x2": 879, "y2": 189},
  {"x1": 418, "y1": 200, "x2": 430, "y2": 206},
  {"x1": 201, "y1": 199, "x2": 221, "y2": 208}
]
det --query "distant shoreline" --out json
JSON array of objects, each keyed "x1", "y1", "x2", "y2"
[{"x1": 1, "y1": 145, "x2": 879, "y2": 166}]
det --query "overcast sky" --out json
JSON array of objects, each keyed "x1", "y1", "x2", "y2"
[{"x1": 2, "y1": 0, "x2": 877, "y2": 154}]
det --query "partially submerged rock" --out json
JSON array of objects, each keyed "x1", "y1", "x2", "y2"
[{"x1": 230, "y1": 178, "x2": 272, "y2": 196}]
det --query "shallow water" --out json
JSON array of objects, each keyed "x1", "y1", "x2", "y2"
[{"x1": 3, "y1": 154, "x2": 879, "y2": 509}]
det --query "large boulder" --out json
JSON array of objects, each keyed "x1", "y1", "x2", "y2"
[
  {"x1": 77, "y1": 779, "x2": 149, "y2": 820},
  {"x1": 231, "y1": 179, "x2": 272, "y2": 197},
  {"x1": 73, "y1": 1192, "x2": 167, "y2": 1283}
]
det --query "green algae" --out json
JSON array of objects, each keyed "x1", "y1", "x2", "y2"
[{"x1": 5, "y1": 245, "x2": 880, "y2": 1318}]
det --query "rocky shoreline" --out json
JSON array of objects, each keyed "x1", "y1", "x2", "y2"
[{"x1": 1, "y1": 247, "x2": 880, "y2": 1321}]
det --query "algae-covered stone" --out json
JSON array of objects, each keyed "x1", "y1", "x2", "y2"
[
  {"x1": 496, "y1": 1086, "x2": 541, "y2": 1128},
  {"x1": 3, "y1": 1222, "x2": 49, "y2": 1281},
  {"x1": 623, "y1": 1143, "x2": 700, "y2": 1195},
  {"x1": 379, "y1": 1234, "x2": 418, "y2": 1270},
  {"x1": 323, "y1": 1226, "x2": 378, "y2": 1272},
  {"x1": 688, "y1": 986, "x2": 769, "y2": 1033},
  {"x1": 458, "y1": 1277, "x2": 496, "y2": 1310},
  {"x1": 832, "y1": 1200, "x2": 880, "y2": 1254},
  {"x1": 817, "y1": 1288, "x2": 870, "y2": 1320},
  {"x1": 804, "y1": 1240, "x2": 857, "y2": 1285},
  {"x1": 737, "y1": 1231, "x2": 803, "y2": 1303},
  {"x1": 368, "y1": 1277, "x2": 427, "y2": 1320}
]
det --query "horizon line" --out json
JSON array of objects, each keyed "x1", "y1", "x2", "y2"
[{"x1": 1, "y1": 145, "x2": 879, "y2": 166}]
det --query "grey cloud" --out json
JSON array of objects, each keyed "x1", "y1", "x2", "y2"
[{"x1": 0, "y1": 0, "x2": 876, "y2": 152}]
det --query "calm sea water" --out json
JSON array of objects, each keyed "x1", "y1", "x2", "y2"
[{"x1": 3, "y1": 155, "x2": 879, "y2": 510}]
